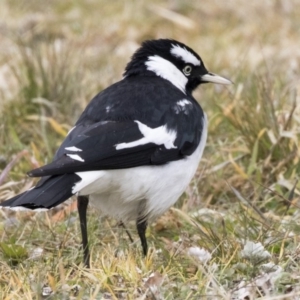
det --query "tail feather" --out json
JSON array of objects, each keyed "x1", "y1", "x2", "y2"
[{"x1": 0, "y1": 173, "x2": 81, "y2": 210}]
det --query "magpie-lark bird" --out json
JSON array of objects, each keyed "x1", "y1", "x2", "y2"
[{"x1": 0, "y1": 39, "x2": 231, "y2": 268}]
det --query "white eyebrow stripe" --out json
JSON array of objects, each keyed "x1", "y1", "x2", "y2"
[
  {"x1": 145, "y1": 55, "x2": 187, "y2": 93},
  {"x1": 170, "y1": 44, "x2": 201, "y2": 66},
  {"x1": 116, "y1": 120, "x2": 177, "y2": 150}
]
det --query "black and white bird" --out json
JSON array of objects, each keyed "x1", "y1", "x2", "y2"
[{"x1": 0, "y1": 39, "x2": 231, "y2": 267}]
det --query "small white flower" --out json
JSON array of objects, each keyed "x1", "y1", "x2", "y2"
[
  {"x1": 261, "y1": 263, "x2": 283, "y2": 285},
  {"x1": 191, "y1": 208, "x2": 225, "y2": 219},
  {"x1": 232, "y1": 280, "x2": 253, "y2": 299},
  {"x1": 144, "y1": 271, "x2": 165, "y2": 298},
  {"x1": 255, "y1": 273, "x2": 271, "y2": 287},
  {"x1": 42, "y1": 286, "x2": 52, "y2": 296},
  {"x1": 241, "y1": 241, "x2": 271, "y2": 263},
  {"x1": 187, "y1": 247, "x2": 212, "y2": 263},
  {"x1": 254, "y1": 264, "x2": 283, "y2": 294},
  {"x1": 232, "y1": 263, "x2": 283, "y2": 299},
  {"x1": 261, "y1": 262, "x2": 282, "y2": 273},
  {"x1": 29, "y1": 247, "x2": 43, "y2": 260}
]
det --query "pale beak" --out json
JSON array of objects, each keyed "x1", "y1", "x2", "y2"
[{"x1": 201, "y1": 72, "x2": 232, "y2": 85}]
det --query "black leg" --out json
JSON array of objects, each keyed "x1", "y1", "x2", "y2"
[
  {"x1": 119, "y1": 221, "x2": 134, "y2": 243},
  {"x1": 77, "y1": 195, "x2": 90, "y2": 268},
  {"x1": 136, "y1": 219, "x2": 148, "y2": 256}
]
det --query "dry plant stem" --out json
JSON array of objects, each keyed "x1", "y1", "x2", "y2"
[
  {"x1": 118, "y1": 221, "x2": 134, "y2": 243},
  {"x1": 0, "y1": 150, "x2": 29, "y2": 185}
]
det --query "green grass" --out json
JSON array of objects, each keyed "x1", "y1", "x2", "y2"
[{"x1": 1, "y1": 0, "x2": 300, "y2": 299}]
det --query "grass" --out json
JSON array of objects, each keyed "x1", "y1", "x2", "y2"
[{"x1": 0, "y1": 0, "x2": 300, "y2": 299}]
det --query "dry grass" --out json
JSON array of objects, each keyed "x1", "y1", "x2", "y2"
[{"x1": 0, "y1": 0, "x2": 300, "y2": 299}]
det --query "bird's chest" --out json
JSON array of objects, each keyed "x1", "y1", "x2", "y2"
[{"x1": 88, "y1": 115, "x2": 208, "y2": 222}]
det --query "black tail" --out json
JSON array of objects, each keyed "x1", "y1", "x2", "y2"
[{"x1": 0, "y1": 173, "x2": 81, "y2": 210}]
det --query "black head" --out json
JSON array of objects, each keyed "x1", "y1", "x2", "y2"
[{"x1": 124, "y1": 39, "x2": 231, "y2": 94}]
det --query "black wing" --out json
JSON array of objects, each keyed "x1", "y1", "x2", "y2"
[
  {"x1": 29, "y1": 77, "x2": 205, "y2": 177},
  {"x1": 29, "y1": 120, "x2": 182, "y2": 177}
]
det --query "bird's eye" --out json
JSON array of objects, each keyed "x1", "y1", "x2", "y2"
[{"x1": 183, "y1": 65, "x2": 192, "y2": 76}]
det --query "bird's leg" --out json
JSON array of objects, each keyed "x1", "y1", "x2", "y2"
[
  {"x1": 118, "y1": 221, "x2": 134, "y2": 243},
  {"x1": 136, "y1": 218, "x2": 148, "y2": 256},
  {"x1": 77, "y1": 195, "x2": 90, "y2": 268}
]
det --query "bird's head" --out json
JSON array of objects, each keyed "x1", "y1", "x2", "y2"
[{"x1": 124, "y1": 39, "x2": 232, "y2": 94}]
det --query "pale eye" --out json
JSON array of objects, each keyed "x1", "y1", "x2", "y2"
[{"x1": 183, "y1": 65, "x2": 192, "y2": 76}]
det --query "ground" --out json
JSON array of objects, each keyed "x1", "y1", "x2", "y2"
[{"x1": 0, "y1": 0, "x2": 300, "y2": 299}]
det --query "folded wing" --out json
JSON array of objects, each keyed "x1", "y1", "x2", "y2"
[{"x1": 28, "y1": 119, "x2": 188, "y2": 177}]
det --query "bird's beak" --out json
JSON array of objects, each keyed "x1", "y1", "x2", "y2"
[{"x1": 201, "y1": 72, "x2": 232, "y2": 85}]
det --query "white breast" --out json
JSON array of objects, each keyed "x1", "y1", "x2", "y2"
[{"x1": 76, "y1": 115, "x2": 207, "y2": 222}]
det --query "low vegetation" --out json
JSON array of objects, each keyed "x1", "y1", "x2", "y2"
[{"x1": 0, "y1": 1, "x2": 299, "y2": 299}]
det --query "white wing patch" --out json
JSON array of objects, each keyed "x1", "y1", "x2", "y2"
[
  {"x1": 67, "y1": 126, "x2": 76, "y2": 135},
  {"x1": 177, "y1": 99, "x2": 191, "y2": 107},
  {"x1": 173, "y1": 99, "x2": 192, "y2": 115},
  {"x1": 67, "y1": 154, "x2": 85, "y2": 162},
  {"x1": 145, "y1": 55, "x2": 187, "y2": 93},
  {"x1": 65, "y1": 146, "x2": 82, "y2": 152},
  {"x1": 170, "y1": 44, "x2": 201, "y2": 66},
  {"x1": 116, "y1": 120, "x2": 177, "y2": 150}
]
